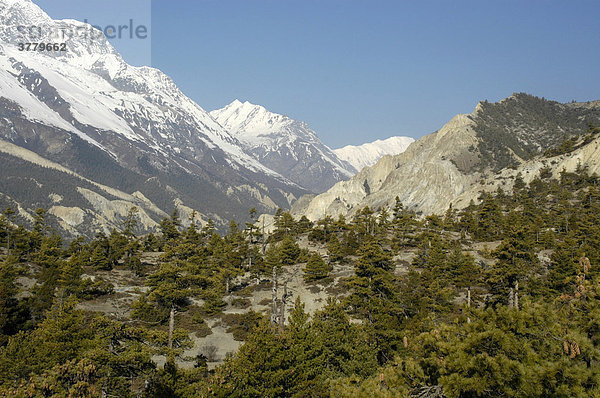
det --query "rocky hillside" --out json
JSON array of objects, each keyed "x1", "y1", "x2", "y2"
[
  {"x1": 292, "y1": 94, "x2": 600, "y2": 221},
  {"x1": 211, "y1": 100, "x2": 356, "y2": 193}
]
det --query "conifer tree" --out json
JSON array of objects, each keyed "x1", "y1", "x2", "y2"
[
  {"x1": 264, "y1": 244, "x2": 281, "y2": 272},
  {"x1": 327, "y1": 234, "x2": 345, "y2": 263},
  {"x1": 145, "y1": 262, "x2": 194, "y2": 359},
  {"x1": 121, "y1": 206, "x2": 139, "y2": 239},
  {"x1": 303, "y1": 252, "x2": 332, "y2": 282},
  {"x1": 279, "y1": 234, "x2": 301, "y2": 265},
  {"x1": 447, "y1": 245, "x2": 479, "y2": 290},
  {"x1": 0, "y1": 260, "x2": 18, "y2": 346},
  {"x1": 0, "y1": 208, "x2": 16, "y2": 256},
  {"x1": 297, "y1": 215, "x2": 314, "y2": 234},
  {"x1": 245, "y1": 208, "x2": 262, "y2": 243},
  {"x1": 547, "y1": 235, "x2": 580, "y2": 293},
  {"x1": 89, "y1": 244, "x2": 111, "y2": 270}
]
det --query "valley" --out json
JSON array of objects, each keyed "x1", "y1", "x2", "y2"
[{"x1": 1, "y1": 1, "x2": 600, "y2": 397}]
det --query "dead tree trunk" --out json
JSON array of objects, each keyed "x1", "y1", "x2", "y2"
[
  {"x1": 467, "y1": 287, "x2": 471, "y2": 308},
  {"x1": 508, "y1": 287, "x2": 514, "y2": 308},
  {"x1": 168, "y1": 305, "x2": 175, "y2": 350},
  {"x1": 467, "y1": 286, "x2": 471, "y2": 323},
  {"x1": 271, "y1": 267, "x2": 278, "y2": 326},
  {"x1": 262, "y1": 219, "x2": 266, "y2": 255},
  {"x1": 279, "y1": 283, "x2": 288, "y2": 330},
  {"x1": 514, "y1": 281, "x2": 519, "y2": 310}
]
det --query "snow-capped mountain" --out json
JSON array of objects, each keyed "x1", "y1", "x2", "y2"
[
  {"x1": 210, "y1": 100, "x2": 356, "y2": 193},
  {"x1": 0, "y1": 0, "x2": 307, "y2": 236},
  {"x1": 334, "y1": 136, "x2": 415, "y2": 171}
]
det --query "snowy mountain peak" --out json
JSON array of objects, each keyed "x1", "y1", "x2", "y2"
[
  {"x1": 211, "y1": 100, "x2": 357, "y2": 192},
  {"x1": 0, "y1": 0, "x2": 119, "y2": 68},
  {"x1": 0, "y1": 0, "x2": 311, "y2": 233},
  {"x1": 211, "y1": 99, "x2": 292, "y2": 137},
  {"x1": 334, "y1": 136, "x2": 415, "y2": 171},
  {"x1": 0, "y1": 0, "x2": 293, "y2": 179},
  {"x1": 0, "y1": 0, "x2": 51, "y2": 26}
]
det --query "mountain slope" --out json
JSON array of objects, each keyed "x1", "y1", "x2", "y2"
[
  {"x1": 0, "y1": 0, "x2": 307, "y2": 235},
  {"x1": 452, "y1": 128, "x2": 600, "y2": 209},
  {"x1": 210, "y1": 100, "x2": 356, "y2": 193},
  {"x1": 334, "y1": 136, "x2": 414, "y2": 171},
  {"x1": 292, "y1": 94, "x2": 600, "y2": 221}
]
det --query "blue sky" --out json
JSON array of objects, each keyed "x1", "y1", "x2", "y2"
[{"x1": 34, "y1": 0, "x2": 600, "y2": 148}]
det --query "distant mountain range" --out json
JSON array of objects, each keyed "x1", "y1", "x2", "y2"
[
  {"x1": 0, "y1": 0, "x2": 310, "y2": 236},
  {"x1": 0, "y1": 0, "x2": 408, "y2": 237},
  {"x1": 1, "y1": 1, "x2": 599, "y2": 238},
  {"x1": 334, "y1": 136, "x2": 414, "y2": 171},
  {"x1": 210, "y1": 101, "x2": 415, "y2": 190}
]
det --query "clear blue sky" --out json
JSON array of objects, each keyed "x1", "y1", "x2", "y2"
[{"x1": 34, "y1": 0, "x2": 600, "y2": 148}]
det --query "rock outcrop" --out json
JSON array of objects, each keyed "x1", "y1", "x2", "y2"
[{"x1": 293, "y1": 94, "x2": 600, "y2": 221}]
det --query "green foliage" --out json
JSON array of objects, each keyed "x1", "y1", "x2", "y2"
[
  {"x1": 221, "y1": 311, "x2": 264, "y2": 341},
  {"x1": 0, "y1": 260, "x2": 20, "y2": 346},
  {"x1": 88, "y1": 244, "x2": 111, "y2": 270},
  {"x1": 272, "y1": 209, "x2": 298, "y2": 242},
  {"x1": 334, "y1": 298, "x2": 600, "y2": 397},
  {"x1": 131, "y1": 293, "x2": 168, "y2": 323},
  {"x1": 303, "y1": 252, "x2": 332, "y2": 282},
  {"x1": 145, "y1": 261, "x2": 197, "y2": 316},
  {"x1": 202, "y1": 292, "x2": 227, "y2": 316},
  {"x1": 447, "y1": 245, "x2": 480, "y2": 289},
  {"x1": 210, "y1": 299, "x2": 378, "y2": 397},
  {"x1": 473, "y1": 93, "x2": 600, "y2": 171},
  {"x1": 1, "y1": 164, "x2": 600, "y2": 396},
  {"x1": 278, "y1": 234, "x2": 301, "y2": 265},
  {"x1": 0, "y1": 298, "x2": 154, "y2": 396}
]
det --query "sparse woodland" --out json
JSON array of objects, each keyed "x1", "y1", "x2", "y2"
[{"x1": 1, "y1": 162, "x2": 600, "y2": 397}]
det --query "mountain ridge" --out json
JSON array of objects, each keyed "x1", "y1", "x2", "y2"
[
  {"x1": 0, "y1": 0, "x2": 307, "y2": 236},
  {"x1": 292, "y1": 94, "x2": 600, "y2": 221},
  {"x1": 211, "y1": 99, "x2": 356, "y2": 193},
  {"x1": 334, "y1": 136, "x2": 415, "y2": 171}
]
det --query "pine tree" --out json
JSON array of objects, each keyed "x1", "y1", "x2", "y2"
[
  {"x1": 327, "y1": 234, "x2": 345, "y2": 263},
  {"x1": 89, "y1": 245, "x2": 111, "y2": 270},
  {"x1": 279, "y1": 235, "x2": 300, "y2": 265},
  {"x1": 245, "y1": 208, "x2": 261, "y2": 243},
  {"x1": 0, "y1": 260, "x2": 18, "y2": 346},
  {"x1": 447, "y1": 245, "x2": 479, "y2": 290},
  {"x1": 0, "y1": 208, "x2": 16, "y2": 256},
  {"x1": 475, "y1": 193, "x2": 504, "y2": 240},
  {"x1": 304, "y1": 252, "x2": 332, "y2": 282},
  {"x1": 145, "y1": 262, "x2": 194, "y2": 360},
  {"x1": 487, "y1": 225, "x2": 539, "y2": 306},
  {"x1": 547, "y1": 235, "x2": 579, "y2": 293},
  {"x1": 29, "y1": 208, "x2": 48, "y2": 253},
  {"x1": 297, "y1": 215, "x2": 314, "y2": 234},
  {"x1": 264, "y1": 244, "x2": 281, "y2": 272},
  {"x1": 121, "y1": 206, "x2": 139, "y2": 239}
]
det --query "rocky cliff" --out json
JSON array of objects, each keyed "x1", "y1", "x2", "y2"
[{"x1": 292, "y1": 94, "x2": 600, "y2": 221}]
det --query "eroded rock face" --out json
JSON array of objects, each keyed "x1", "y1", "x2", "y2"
[
  {"x1": 293, "y1": 111, "x2": 480, "y2": 220},
  {"x1": 452, "y1": 134, "x2": 600, "y2": 209},
  {"x1": 293, "y1": 95, "x2": 600, "y2": 221}
]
